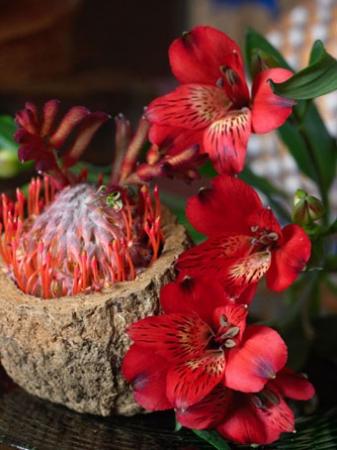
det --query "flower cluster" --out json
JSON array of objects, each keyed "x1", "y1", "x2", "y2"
[
  {"x1": 123, "y1": 275, "x2": 314, "y2": 445},
  {"x1": 146, "y1": 25, "x2": 294, "y2": 175},
  {"x1": 123, "y1": 26, "x2": 315, "y2": 446},
  {"x1": 0, "y1": 101, "x2": 163, "y2": 299}
]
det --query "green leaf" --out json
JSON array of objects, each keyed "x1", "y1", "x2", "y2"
[
  {"x1": 240, "y1": 167, "x2": 291, "y2": 222},
  {"x1": 300, "y1": 104, "x2": 337, "y2": 191},
  {"x1": 200, "y1": 160, "x2": 217, "y2": 178},
  {"x1": 278, "y1": 102, "x2": 337, "y2": 204},
  {"x1": 0, "y1": 115, "x2": 17, "y2": 150},
  {"x1": 271, "y1": 41, "x2": 337, "y2": 99},
  {"x1": 192, "y1": 430, "x2": 232, "y2": 450},
  {"x1": 278, "y1": 121, "x2": 316, "y2": 182},
  {"x1": 309, "y1": 40, "x2": 326, "y2": 65},
  {"x1": 326, "y1": 218, "x2": 337, "y2": 235},
  {"x1": 245, "y1": 28, "x2": 291, "y2": 78},
  {"x1": 159, "y1": 191, "x2": 204, "y2": 244}
]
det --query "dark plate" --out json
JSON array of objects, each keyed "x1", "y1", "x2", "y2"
[
  {"x1": 0, "y1": 369, "x2": 212, "y2": 450},
  {"x1": 1, "y1": 348, "x2": 337, "y2": 450}
]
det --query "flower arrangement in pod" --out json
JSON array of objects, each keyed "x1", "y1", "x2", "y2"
[
  {"x1": 0, "y1": 100, "x2": 191, "y2": 416},
  {"x1": 122, "y1": 24, "x2": 337, "y2": 448}
]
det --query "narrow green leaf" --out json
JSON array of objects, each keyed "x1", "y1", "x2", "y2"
[
  {"x1": 159, "y1": 191, "x2": 204, "y2": 244},
  {"x1": 245, "y1": 28, "x2": 291, "y2": 78},
  {"x1": 327, "y1": 218, "x2": 337, "y2": 234},
  {"x1": 240, "y1": 167, "x2": 287, "y2": 199},
  {"x1": 271, "y1": 42, "x2": 337, "y2": 99},
  {"x1": 309, "y1": 40, "x2": 326, "y2": 65},
  {"x1": 300, "y1": 103, "x2": 337, "y2": 191},
  {"x1": 0, "y1": 115, "x2": 17, "y2": 150},
  {"x1": 192, "y1": 429, "x2": 232, "y2": 450},
  {"x1": 277, "y1": 121, "x2": 317, "y2": 182},
  {"x1": 200, "y1": 160, "x2": 217, "y2": 178},
  {"x1": 278, "y1": 101, "x2": 336, "y2": 209},
  {"x1": 240, "y1": 167, "x2": 291, "y2": 222}
]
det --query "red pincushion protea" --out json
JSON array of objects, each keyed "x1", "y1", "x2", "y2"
[
  {"x1": 177, "y1": 175, "x2": 311, "y2": 297},
  {"x1": 0, "y1": 101, "x2": 163, "y2": 299},
  {"x1": 122, "y1": 277, "x2": 287, "y2": 411},
  {"x1": 146, "y1": 25, "x2": 295, "y2": 174}
]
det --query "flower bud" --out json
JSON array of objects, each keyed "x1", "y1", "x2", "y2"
[
  {"x1": 292, "y1": 189, "x2": 325, "y2": 225},
  {"x1": 0, "y1": 148, "x2": 23, "y2": 178}
]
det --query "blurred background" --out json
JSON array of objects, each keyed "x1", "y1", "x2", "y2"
[{"x1": 1, "y1": 0, "x2": 336, "y2": 167}]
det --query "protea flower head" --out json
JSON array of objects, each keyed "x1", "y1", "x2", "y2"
[{"x1": 0, "y1": 101, "x2": 163, "y2": 299}]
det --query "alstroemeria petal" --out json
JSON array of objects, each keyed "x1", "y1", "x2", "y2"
[
  {"x1": 247, "y1": 207, "x2": 282, "y2": 237},
  {"x1": 186, "y1": 174, "x2": 263, "y2": 236},
  {"x1": 169, "y1": 26, "x2": 246, "y2": 91},
  {"x1": 149, "y1": 123, "x2": 203, "y2": 150},
  {"x1": 203, "y1": 108, "x2": 251, "y2": 174},
  {"x1": 238, "y1": 284, "x2": 258, "y2": 305},
  {"x1": 176, "y1": 385, "x2": 231, "y2": 430},
  {"x1": 266, "y1": 224, "x2": 311, "y2": 292},
  {"x1": 218, "y1": 388, "x2": 295, "y2": 445},
  {"x1": 226, "y1": 250, "x2": 272, "y2": 291},
  {"x1": 218, "y1": 394, "x2": 268, "y2": 444},
  {"x1": 272, "y1": 367, "x2": 315, "y2": 400},
  {"x1": 128, "y1": 313, "x2": 213, "y2": 363},
  {"x1": 166, "y1": 350, "x2": 225, "y2": 408},
  {"x1": 224, "y1": 325, "x2": 288, "y2": 393},
  {"x1": 122, "y1": 345, "x2": 171, "y2": 411},
  {"x1": 176, "y1": 235, "x2": 253, "y2": 295},
  {"x1": 160, "y1": 277, "x2": 229, "y2": 326},
  {"x1": 147, "y1": 84, "x2": 231, "y2": 130},
  {"x1": 251, "y1": 68, "x2": 295, "y2": 134},
  {"x1": 213, "y1": 304, "x2": 248, "y2": 342}
]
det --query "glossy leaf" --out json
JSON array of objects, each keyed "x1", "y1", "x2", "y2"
[
  {"x1": 160, "y1": 191, "x2": 204, "y2": 243},
  {"x1": 0, "y1": 115, "x2": 17, "y2": 150},
  {"x1": 309, "y1": 40, "x2": 326, "y2": 65},
  {"x1": 245, "y1": 28, "x2": 291, "y2": 78},
  {"x1": 271, "y1": 41, "x2": 337, "y2": 100},
  {"x1": 192, "y1": 430, "x2": 231, "y2": 450},
  {"x1": 277, "y1": 122, "x2": 316, "y2": 182},
  {"x1": 240, "y1": 167, "x2": 291, "y2": 222}
]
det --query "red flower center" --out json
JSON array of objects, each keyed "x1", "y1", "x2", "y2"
[
  {"x1": 212, "y1": 314, "x2": 241, "y2": 350},
  {"x1": 250, "y1": 226, "x2": 280, "y2": 251}
]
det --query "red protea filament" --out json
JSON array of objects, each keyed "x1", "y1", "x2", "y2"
[{"x1": 0, "y1": 176, "x2": 163, "y2": 299}]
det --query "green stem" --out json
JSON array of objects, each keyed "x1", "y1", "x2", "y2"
[{"x1": 192, "y1": 430, "x2": 232, "y2": 450}]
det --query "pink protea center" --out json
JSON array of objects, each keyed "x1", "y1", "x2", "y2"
[{"x1": 0, "y1": 176, "x2": 162, "y2": 299}]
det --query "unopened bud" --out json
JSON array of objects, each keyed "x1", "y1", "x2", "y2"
[
  {"x1": 292, "y1": 189, "x2": 325, "y2": 225},
  {"x1": 250, "y1": 49, "x2": 280, "y2": 77},
  {"x1": 0, "y1": 148, "x2": 22, "y2": 178}
]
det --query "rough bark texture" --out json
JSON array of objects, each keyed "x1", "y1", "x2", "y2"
[{"x1": 0, "y1": 207, "x2": 189, "y2": 417}]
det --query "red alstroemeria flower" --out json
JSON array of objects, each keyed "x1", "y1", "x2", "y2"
[
  {"x1": 177, "y1": 367, "x2": 315, "y2": 445},
  {"x1": 177, "y1": 175, "x2": 311, "y2": 296},
  {"x1": 146, "y1": 25, "x2": 294, "y2": 174},
  {"x1": 122, "y1": 277, "x2": 287, "y2": 414}
]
